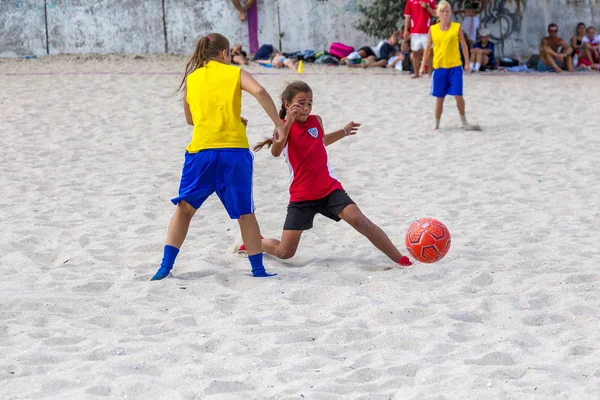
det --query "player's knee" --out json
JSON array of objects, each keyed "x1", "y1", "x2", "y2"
[
  {"x1": 178, "y1": 201, "x2": 196, "y2": 216},
  {"x1": 277, "y1": 248, "x2": 296, "y2": 259}
]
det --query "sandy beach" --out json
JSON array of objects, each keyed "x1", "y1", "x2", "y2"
[{"x1": 1, "y1": 55, "x2": 599, "y2": 399}]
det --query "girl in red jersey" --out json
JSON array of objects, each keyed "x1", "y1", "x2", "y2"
[{"x1": 240, "y1": 81, "x2": 413, "y2": 267}]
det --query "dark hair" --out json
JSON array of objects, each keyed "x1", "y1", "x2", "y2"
[
  {"x1": 576, "y1": 22, "x2": 586, "y2": 33},
  {"x1": 548, "y1": 23, "x2": 558, "y2": 31},
  {"x1": 177, "y1": 33, "x2": 230, "y2": 93},
  {"x1": 253, "y1": 81, "x2": 313, "y2": 152}
]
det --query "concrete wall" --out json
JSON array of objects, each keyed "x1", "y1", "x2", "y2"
[{"x1": 1, "y1": 0, "x2": 600, "y2": 58}]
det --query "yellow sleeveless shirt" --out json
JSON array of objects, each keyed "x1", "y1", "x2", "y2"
[
  {"x1": 185, "y1": 60, "x2": 248, "y2": 153},
  {"x1": 431, "y1": 22, "x2": 462, "y2": 69}
]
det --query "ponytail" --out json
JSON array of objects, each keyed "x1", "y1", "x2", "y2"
[
  {"x1": 278, "y1": 102, "x2": 287, "y2": 119},
  {"x1": 253, "y1": 137, "x2": 274, "y2": 152},
  {"x1": 176, "y1": 33, "x2": 230, "y2": 94}
]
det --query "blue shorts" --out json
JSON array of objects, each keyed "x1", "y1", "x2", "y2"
[
  {"x1": 537, "y1": 59, "x2": 562, "y2": 72},
  {"x1": 431, "y1": 66, "x2": 463, "y2": 98},
  {"x1": 171, "y1": 149, "x2": 255, "y2": 219}
]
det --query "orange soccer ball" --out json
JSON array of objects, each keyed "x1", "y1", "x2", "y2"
[{"x1": 405, "y1": 217, "x2": 451, "y2": 263}]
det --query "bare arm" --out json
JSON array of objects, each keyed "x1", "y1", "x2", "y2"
[
  {"x1": 459, "y1": 29, "x2": 470, "y2": 70},
  {"x1": 183, "y1": 87, "x2": 193, "y2": 126},
  {"x1": 270, "y1": 120, "x2": 292, "y2": 157},
  {"x1": 404, "y1": 16, "x2": 412, "y2": 37},
  {"x1": 240, "y1": 70, "x2": 283, "y2": 129},
  {"x1": 271, "y1": 102, "x2": 302, "y2": 157},
  {"x1": 419, "y1": 31, "x2": 433, "y2": 76},
  {"x1": 323, "y1": 118, "x2": 360, "y2": 146},
  {"x1": 231, "y1": 0, "x2": 243, "y2": 12},
  {"x1": 559, "y1": 40, "x2": 573, "y2": 55},
  {"x1": 243, "y1": 0, "x2": 256, "y2": 10},
  {"x1": 424, "y1": 2, "x2": 436, "y2": 16}
]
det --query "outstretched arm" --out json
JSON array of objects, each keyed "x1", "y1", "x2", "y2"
[
  {"x1": 240, "y1": 70, "x2": 282, "y2": 129},
  {"x1": 419, "y1": 31, "x2": 433, "y2": 76},
  {"x1": 323, "y1": 118, "x2": 361, "y2": 146}
]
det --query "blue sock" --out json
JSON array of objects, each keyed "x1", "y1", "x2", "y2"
[
  {"x1": 248, "y1": 253, "x2": 276, "y2": 278},
  {"x1": 151, "y1": 245, "x2": 179, "y2": 281}
]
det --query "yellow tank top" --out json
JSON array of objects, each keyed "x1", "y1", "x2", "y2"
[
  {"x1": 185, "y1": 60, "x2": 248, "y2": 153},
  {"x1": 431, "y1": 22, "x2": 462, "y2": 69}
]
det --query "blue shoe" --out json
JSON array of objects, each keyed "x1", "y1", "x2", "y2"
[
  {"x1": 151, "y1": 266, "x2": 172, "y2": 281},
  {"x1": 252, "y1": 267, "x2": 277, "y2": 278}
]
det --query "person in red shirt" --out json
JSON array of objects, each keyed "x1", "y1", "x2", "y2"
[
  {"x1": 404, "y1": 0, "x2": 437, "y2": 78},
  {"x1": 239, "y1": 81, "x2": 413, "y2": 267}
]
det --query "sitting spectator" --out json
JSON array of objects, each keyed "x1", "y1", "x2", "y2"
[
  {"x1": 469, "y1": 28, "x2": 496, "y2": 71},
  {"x1": 579, "y1": 26, "x2": 600, "y2": 70},
  {"x1": 231, "y1": 44, "x2": 249, "y2": 65},
  {"x1": 344, "y1": 32, "x2": 400, "y2": 68},
  {"x1": 571, "y1": 22, "x2": 587, "y2": 58},
  {"x1": 537, "y1": 23, "x2": 574, "y2": 72},
  {"x1": 256, "y1": 52, "x2": 297, "y2": 69}
]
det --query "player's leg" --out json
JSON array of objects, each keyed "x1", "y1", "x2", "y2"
[
  {"x1": 152, "y1": 152, "x2": 216, "y2": 281},
  {"x1": 219, "y1": 150, "x2": 275, "y2": 277},
  {"x1": 338, "y1": 204, "x2": 412, "y2": 266},
  {"x1": 166, "y1": 201, "x2": 197, "y2": 249},
  {"x1": 262, "y1": 230, "x2": 304, "y2": 259},
  {"x1": 412, "y1": 49, "x2": 423, "y2": 78}
]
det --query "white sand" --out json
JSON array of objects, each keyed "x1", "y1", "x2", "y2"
[{"x1": 1, "y1": 55, "x2": 599, "y2": 399}]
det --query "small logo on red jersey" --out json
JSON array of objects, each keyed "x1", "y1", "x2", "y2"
[{"x1": 307, "y1": 127, "x2": 319, "y2": 138}]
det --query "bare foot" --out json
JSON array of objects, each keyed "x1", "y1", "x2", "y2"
[{"x1": 411, "y1": 74, "x2": 420, "y2": 79}]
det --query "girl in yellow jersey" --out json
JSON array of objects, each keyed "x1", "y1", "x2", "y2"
[
  {"x1": 419, "y1": 1, "x2": 480, "y2": 131},
  {"x1": 151, "y1": 33, "x2": 285, "y2": 280}
]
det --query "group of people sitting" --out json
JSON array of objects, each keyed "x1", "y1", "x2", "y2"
[
  {"x1": 538, "y1": 22, "x2": 600, "y2": 72},
  {"x1": 340, "y1": 27, "x2": 496, "y2": 75},
  {"x1": 228, "y1": 23, "x2": 599, "y2": 75}
]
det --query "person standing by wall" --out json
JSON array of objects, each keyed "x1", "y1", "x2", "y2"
[
  {"x1": 231, "y1": 0, "x2": 259, "y2": 54},
  {"x1": 404, "y1": 0, "x2": 437, "y2": 78}
]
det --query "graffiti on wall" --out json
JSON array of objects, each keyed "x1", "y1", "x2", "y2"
[{"x1": 453, "y1": 0, "x2": 526, "y2": 43}]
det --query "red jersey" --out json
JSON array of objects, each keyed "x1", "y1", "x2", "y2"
[
  {"x1": 404, "y1": 0, "x2": 436, "y2": 34},
  {"x1": 282, "y1": 115, "x2": 343, "y2": 202}
]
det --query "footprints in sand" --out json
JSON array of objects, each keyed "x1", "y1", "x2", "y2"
[
  {"x1": 465, "y1": 352, "x2": 515, "y2": 366},
  {"x1": 522, "y1": 313, "x2": 567, "y2": 327}
]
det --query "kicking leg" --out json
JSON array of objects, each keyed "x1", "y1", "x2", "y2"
[
  {"x1": 338, "y1": 204, "x2": 412, "y2": 266},
  {"x1": 262, "y1": 230, "x2": 304, "y2": 260}
]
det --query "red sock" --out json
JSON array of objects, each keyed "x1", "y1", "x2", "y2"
[{"x1": 397, "y1": 256, "x2": 412, "y2": 266}]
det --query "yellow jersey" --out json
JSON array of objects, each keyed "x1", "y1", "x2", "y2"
[
  {"x1": 431, "y1": 22, "x2": 463, "y2": 69},
  {"x1": 185, "y1": 60, "x2": 248, "y2": 153}
]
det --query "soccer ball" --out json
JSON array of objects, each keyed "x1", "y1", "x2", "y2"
[{"x1": 405, "y1": 217, "x2": 451, "y2": 263}]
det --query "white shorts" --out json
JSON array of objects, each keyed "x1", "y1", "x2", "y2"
[{"x1": 410, "y1": 34, "x2": 428, "y2": 51}]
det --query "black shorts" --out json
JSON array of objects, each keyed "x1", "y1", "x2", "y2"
[{"x1": 283, "y1": 190, "x2": 355, "y2": 231}]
